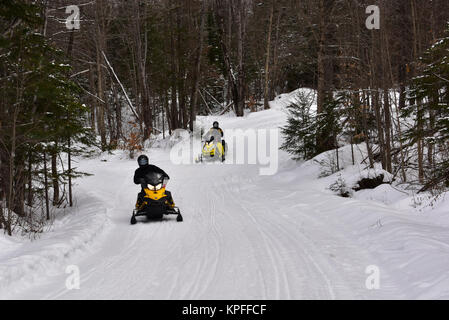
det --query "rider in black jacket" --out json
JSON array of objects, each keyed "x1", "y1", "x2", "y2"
[
  {"x1": 134, "y1": 158, "x2": 170, "y2": 184},
  {"x1": 134, "y1": 155, "x2": 174, "y2": 209},
  {"x1": 204, "y1": 121, "x2": 226, "y2": 160}
]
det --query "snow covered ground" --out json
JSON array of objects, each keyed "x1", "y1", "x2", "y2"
[{"x1": 1, "y1": 89, "x2": 449, "y2": 300}]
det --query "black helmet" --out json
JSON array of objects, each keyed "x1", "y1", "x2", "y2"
[
  {"x1": 138, "y1": 155, "x2": 149, "y2": 167},
  {"x1": 213, "y1": 121, "x2": 219, "y2": 129}
]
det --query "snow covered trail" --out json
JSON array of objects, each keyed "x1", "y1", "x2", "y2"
[
  {"x1": 3, "y1": 93, "x2": 449, "y2": 299},
  {"x1": 3, "y1": 147, "x2": 404, "y2": 300}
]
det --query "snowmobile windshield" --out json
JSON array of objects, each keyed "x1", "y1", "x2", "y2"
[
  {"x1": 143, "y1": 172, "x2": 166, "y2": 191},
  {"x1": 204, "y1": 128, "x2": 222, "y2": 144}
]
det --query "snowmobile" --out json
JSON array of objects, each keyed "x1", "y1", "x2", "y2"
[
  {"x1": 196, "y1": 136, "x2": 227, "y2": 163},
  {"x1": 131, "y1": 172, "x2": 183, "y2": 225}
]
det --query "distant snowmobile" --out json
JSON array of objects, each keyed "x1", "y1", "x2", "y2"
[
  {"x1": 131, "y1": 171, "x2": 183, "y2": 224},
  {"x1": 196, "y1": 136, "x2": 227, "y2": 163},
  {"x1": 196, "y1": 124, "x2": 228, "y2": 163}
]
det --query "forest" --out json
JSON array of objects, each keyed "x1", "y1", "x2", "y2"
[{"x1": 1, "y1": 0, "x2": 449, "y2": 236}]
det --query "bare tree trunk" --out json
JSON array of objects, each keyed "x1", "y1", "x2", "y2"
[
  {"x1": 215, "y1": 0, "x2": 241, "y2": 117},
  {"x1": 95, "y1": 0, "x2": 107, "y2": 149},
  {"x1": 316, "y1": 0, "x2": 327, "y2": 115},
  {"x1": 361, "y1": 91, "x2": 375, "y2": 168},
  {"x1": 417, "y1": 103, "x2": 425, "y2": 183},
  {"x1": 410, "y1": 0, "x2": 424, "y2": 183},
  {"x1": 164, "y1": 90, "x2": 172, "y2": 135},
  {"x1": 6, "y1": 105, "x2": 19, "y2": 235},
  {"x1": 67, "y1": 30, "x2": 75, "y2": 207},
  {"x1": 51, "y1": 146, "x2": 59, "y2": 206},
  {"x1": 380, "y1": 6, "x2": 393, "y2": 174},
  {"x1": 235, "y1": 0, "x2": 245, "y2": 117},
  {"x1": 393, "y1": 91, "x2": 408, "y2": 182},
  {"x1": 226, "y1": 3, "x2": 232, "y2": 107},
  {"x1": 96, "y1": 35, "x2": 107, "y2": 148},
  {"x1": 383, "y1": 90, "x2": 393, "y2": 173},
  {"x1": 170, "y1": 2, "x2": 179, "y2": 129},
  {"x1": 263, "y1": 2, "x2": 274, "y2": 110},
  {"x1": 134, "y1": 0, "x2": 152, "y2": 139},
  {"x1": 43, "y1": 152, "x2": 50, "y2": 221},
  {"x1": 27, "y1": 152, "x2": 33, "y2": 207},
  {"x1": 190, "y1": 2, "x2": 206, "y2": 131},
  {"x1": 271, "y1": 6, "x2": 282, "y2": 97},
  {"x1": 373, "y1": 89, "x2": 386, "y2": 169},
  {"x1": 176, "y1": 4, "x2": 187, "y2": 129},
  {"x1": 89, "y1": 65, "x2": 96, "y2": 132},
  {"x1": 114, "y1": 83, "x2": 122, "y2": 141}
]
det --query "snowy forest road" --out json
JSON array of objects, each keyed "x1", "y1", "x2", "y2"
[{"x1": 10, "y1": 147, "x2": 404, "y2": 300}]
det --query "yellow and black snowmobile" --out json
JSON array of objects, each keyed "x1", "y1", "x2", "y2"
[
  {"x1": 196, "y1": 129, "x2": 228, "y2": 163},
  {"x1": 200, "y1": 136, "x2": 226, "y2": 162},
  {"x1": 131, "y1": 172, "x2": 183, "y2": 224}
]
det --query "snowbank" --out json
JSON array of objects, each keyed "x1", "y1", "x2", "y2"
[
  {"x1": 0, "y1": 168, "x2": 111, "y2": 298},
  {"x1": 269, "y1": 88, "x2": 317, "y2": 111},
  {"x1": 354, "y1": 184, "x2": 409, "y2": 205},
  {"x1": 267, "y1": 89, "x2": 449, "y2": 298},
  {"x1": 147, "y1": 129, "x2": 191, "y2": 150}
]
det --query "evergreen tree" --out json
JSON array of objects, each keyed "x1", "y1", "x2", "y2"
[
  {"x1": 281, "y1": 92, "x2": 316, "y2": 160},
  {"x1": 281, "y1": 92, "x2": 343, "y2": 161},
  {"x1": 0, "y1": 0, "x2": 95, "y2": 235},
  {"x1": 405, "y1": 24, "x2": 449, "y2": 191}
]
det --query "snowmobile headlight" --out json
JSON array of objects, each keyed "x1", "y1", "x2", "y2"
[{"x1": 148, "y1": 183, "x2": 163, "y2": 191}]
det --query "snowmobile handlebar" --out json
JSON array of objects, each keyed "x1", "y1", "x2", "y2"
[{"x1": 202, "y1": 136, "x2": 215, "y2": 144}]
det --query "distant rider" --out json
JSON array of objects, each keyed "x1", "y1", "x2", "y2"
[
  {"x1": 206, "y1": 121, "x2": 226, "y2": 147},
  {"x1": 204, "y1": 121, "x2": 226, "y2": 161},
  {"x1": 204, "y1": 121, "x2": 224, "y2": 143},
  {"x1": 134, "y1": 155, "x2": 174, "y2": 209}
]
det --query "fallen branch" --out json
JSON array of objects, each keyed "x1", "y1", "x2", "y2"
[
  {"x1": 198, "y1": 89, "x2": 213, "y2": 115},
  {"x1": 220, "y1": 102, "x2": 235, "y2": 115},
  {"x1": 101, "y1": 51, "x2": 139, "y2": 121}
]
